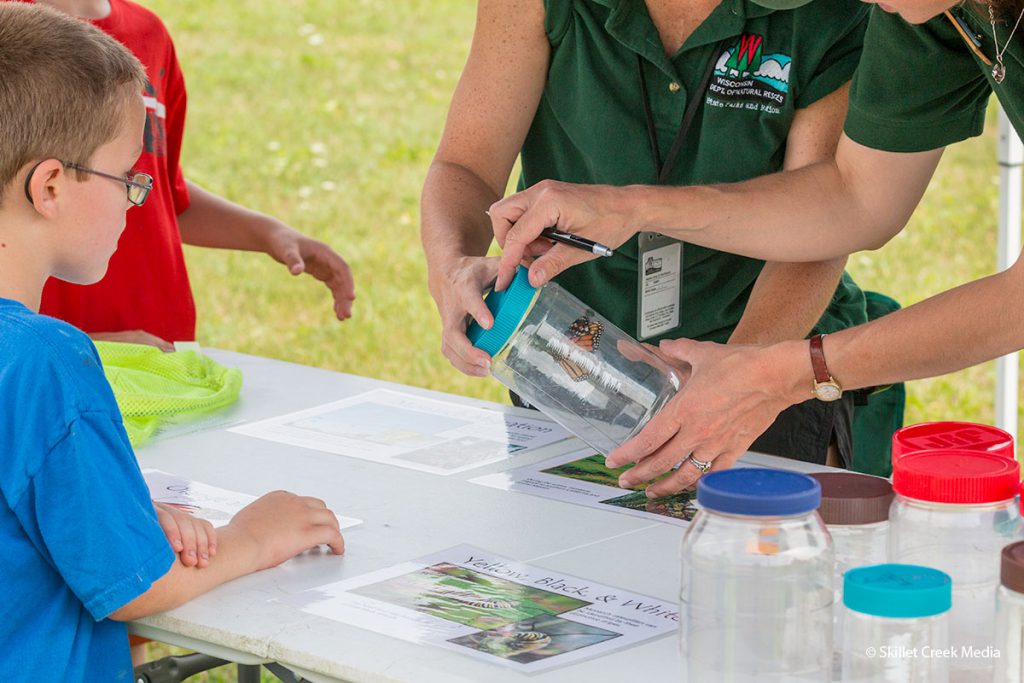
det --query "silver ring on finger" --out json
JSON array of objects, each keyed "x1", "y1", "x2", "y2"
[{"x1": 687, "y1": 455, "x2": 713, "y2": 475}]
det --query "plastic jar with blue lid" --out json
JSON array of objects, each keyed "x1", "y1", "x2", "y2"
[
  {"x1": 841, "y1": 564, "x2": 952, "y2": 683},
  {"x1": 467, "y1": 266, "x2": 679, "y2": 454},
  {"x1": 680, "y1": 468, "x2": 833, "y2": 682}
]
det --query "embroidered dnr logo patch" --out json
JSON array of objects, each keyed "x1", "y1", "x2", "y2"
[{"x1": 706, "y1": 33, "x2": 791, "y2": 114}]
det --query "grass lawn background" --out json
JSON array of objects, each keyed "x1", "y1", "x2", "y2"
[{"x1": 149, "y1": 0, "x2": 1017, "y2": 427}]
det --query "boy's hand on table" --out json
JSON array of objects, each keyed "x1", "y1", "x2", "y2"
[
  {"x1": 153, "y1": 501, "x2": 217, "y2": 568},
  {"x1": 91, "y1": 330, "x2": 174, "y2": 352},
  {"x1": 229, "y1": 490, "x2": 345, "y2": 571},
  {"x1": 264, "y1": 222, "x2": 356, "y2": 321}
]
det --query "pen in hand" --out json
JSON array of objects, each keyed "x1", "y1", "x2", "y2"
[
  {"x1": 540, "y1": 227, "x2": 614, "y2": 258},
  {"x1": 483, "y1": 210, "x2": 615, "y2": 258}
]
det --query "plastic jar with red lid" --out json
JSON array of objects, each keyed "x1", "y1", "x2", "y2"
[{"x1": 890, "y1": 450, "x2": 1021, "y2": 682}]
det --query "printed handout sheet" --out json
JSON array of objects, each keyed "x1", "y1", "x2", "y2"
[
  {"x1": 471, "y1": 446, "x2": 699, "y2": 526},
  {"x1": 228, "y1": 389, "x2": 571, "y2": 475},
  {"x1": 277, "y1": 545, "x2": 676, "y2": 673},
  {"x1": 143, "y1": 469, "x2": 362, "y2": 529}
]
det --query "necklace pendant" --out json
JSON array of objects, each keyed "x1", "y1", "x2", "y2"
[{"x1": 994, "y1": 62, "x2": 1007, "y2": 84}]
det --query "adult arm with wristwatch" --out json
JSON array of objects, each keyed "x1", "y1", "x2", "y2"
[
  {"x1": 609, "y1": 263, "x2": 1024, "y2": 495},
  {"x1": 488, "y1": 0, "x2": 1024, "y2": 494}
]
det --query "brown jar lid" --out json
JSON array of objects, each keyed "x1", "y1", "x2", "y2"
[
  {"x1": 809, "y1": 472, "x2": 894, "y2": 525},
  {"x1": 1002, "y1": 542, "x2": 1024, "y2": 594}
]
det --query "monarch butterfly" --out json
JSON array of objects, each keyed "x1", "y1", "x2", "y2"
[{"x1": 557, "y1": 317, "x2": 603, "y2": 382}]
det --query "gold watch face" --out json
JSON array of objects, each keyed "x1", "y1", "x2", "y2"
[{"x1": 814, "y1": 381, "x2": 842, "y2": 402}]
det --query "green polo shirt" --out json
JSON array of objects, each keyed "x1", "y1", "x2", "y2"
[
  {"x1": 520, "y1": 0, "x2": 870, "y2": 344},
  {"x1": 845, "y1": 6, "x2": 1016, "y2": 152}
]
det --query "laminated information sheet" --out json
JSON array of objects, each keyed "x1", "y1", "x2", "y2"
[
  {"x1": 278, "y1": 545, "x2": 676, "y2": 673},
  {"x1": 143, "y1": 469, "x2": 362, "y2": 529},
  {"x1": 228, "y1": 388, "x2": 571, "y2": 475},
  {"x1": 471, "y1": 447, "x2": 699, "y2": 527}
]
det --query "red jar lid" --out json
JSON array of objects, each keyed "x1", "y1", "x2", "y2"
[
  {"x1": 892, "y1": 450, "x2": 1020, "y2": 504},
  {"x1": 892, "y1": 421, "x2": 1014, "y2": 462}
]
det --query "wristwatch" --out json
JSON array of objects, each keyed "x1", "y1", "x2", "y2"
[{"x1": 809, "y1": 334, "x2": 842, "y2": 402}]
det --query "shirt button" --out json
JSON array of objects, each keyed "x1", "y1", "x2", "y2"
[{"x1": 668, "y1": 82, "x2": 681, "y2": 93}]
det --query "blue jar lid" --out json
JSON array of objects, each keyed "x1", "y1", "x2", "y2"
[
  {"x1": 466, "y1": 266, "x2": 539, "y2": 357},
  {"x1": 697, "y1": 468, "x2": 821, "y2": 516},
  {"x1": 844, "y1": 564, "x2": 952, "y2": 618}
]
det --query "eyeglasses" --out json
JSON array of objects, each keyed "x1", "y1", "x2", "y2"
[{"x1": 23, "y1": 159, "x2": 154, "y2": 207}]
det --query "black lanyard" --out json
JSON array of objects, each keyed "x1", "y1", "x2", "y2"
[{"x1": 637, "y1": 42, "x2": 725, "y2": 184}]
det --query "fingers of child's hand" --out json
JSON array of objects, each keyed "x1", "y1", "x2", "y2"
[
  {"x1": 307, "y1": 508, "x2": 341, "y2": 531},
  {"x1": 300, "y1": 504, "x2": 344, "y2": 555},
  {"x1": 306, "y1": 248, "x2": 356, "y2": 320},
  {"x1": 206, "y1": 522, "x2": 218, "y2": 558},
  {"x1": 154, "y1": 504, "x2": 184, "y2": 553},
  {"x1": 191, "y1": 518, "x2": 216, "y2": 566},
  {"x1": 284, "y1": 250, "x2": 305, "y2": 275},
  {"x1": 192, "y1": 520, "x2": 211, "y2": 567},
  {"x1": 136, "y1": 331, "x2": 174, "y2": 352},
  {"x1": 151, "y1": 335, "x2": 176, "y2": 353},
  {"x1": 314, "y1": 526, "x2": 346, "y2": 556},
  {"x1": 177, "y1": 515, "x2": 199, "y2": 567},
  {"x1": 327, "y1": 532, "x2": 346, "y2": 555}
]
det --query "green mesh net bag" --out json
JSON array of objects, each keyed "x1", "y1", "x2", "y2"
[{"x1": 95, "y1": 341, "x2": 243, "y2": 446}]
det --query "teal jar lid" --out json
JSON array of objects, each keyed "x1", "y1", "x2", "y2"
[
  {"x1": 467, "y1": 266, "x2": 539, "y2": 357},
  {"x1": 844, "y1": 564, "x2": 952, "y2": 618}
]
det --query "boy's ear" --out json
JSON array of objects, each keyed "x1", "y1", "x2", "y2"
[{"x1": 25, "y1": 159, "x2": 66, "y2": 218}]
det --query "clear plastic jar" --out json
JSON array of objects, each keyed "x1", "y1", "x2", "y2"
[
  {"x1": 841, "y1": 564, "x2": 951, "y2": 683},
  {"x1": 891, "y1": 420, "x2": 1014, "y2": 462},
  {"x1": 829, "y1": 521, "x2": 889, "y2": 585},
  {"x1": 994, "y1": 541, "x2": 1024, "y2": 681},
  {"x1": 681, "y1": 468, "x2": 833, "y2": 682},
  {"x1": 467, "y1": 266, "x2": 679, "y2": 454},
  {"x1": 810, "y1": 472, "x2": 893, "y2": 674},
  {"x1": 889, "y1": 450, "x2": 1021, "y2": 682}
]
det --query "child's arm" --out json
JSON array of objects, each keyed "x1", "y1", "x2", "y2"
[
  {"x1": 90, "y1": 331, "x2": 174, "y2": 351},
  {"x1": 153, "y1": 502, "x2": 217, "y2": 568},
  {"x1": 176, "y1": 182, "x2": 355, "y2": 321},
  {"x1": 108, "y1": 490, "x2": 344, "y2": 621}
]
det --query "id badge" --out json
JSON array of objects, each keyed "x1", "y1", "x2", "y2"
[{"x1": 636, "y1": 232, "x2": 682, "y2": 341}]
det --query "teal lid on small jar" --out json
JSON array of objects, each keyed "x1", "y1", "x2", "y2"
[
  {"x1": 466, "y1": 266, "x2": 540, "y2": 357},
  {"x1": 844, "y1": 564, "x2": 952, "y2": 618}
]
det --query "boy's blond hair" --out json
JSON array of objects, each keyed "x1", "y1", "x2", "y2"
[{"x1": 0, "y1": 3, "x2": 146, "y2": 202}]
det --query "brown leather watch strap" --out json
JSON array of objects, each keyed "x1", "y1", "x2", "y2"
[{"x1": 809, "y1": 334, "x2": 832, "y2": 383}]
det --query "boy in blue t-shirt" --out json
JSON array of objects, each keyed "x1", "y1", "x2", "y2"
[{"x1": 0, "y1": 6, "x2": 346, "y2": 679}]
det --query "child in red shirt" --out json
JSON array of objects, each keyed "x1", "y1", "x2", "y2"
[{"x1": 15, "y1": 0, "x2": 355, "y2": 349}]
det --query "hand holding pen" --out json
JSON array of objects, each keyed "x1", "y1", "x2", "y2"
[
  {"x1": 485, "y1": 210, "x2": 615, "y2": 259},
  {"x1": 485, "y1": 180, "x2": 628, "y2": 291}
]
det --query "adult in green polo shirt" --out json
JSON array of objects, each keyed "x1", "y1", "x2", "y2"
[
  {"x1": 423, "y1": 0, "x2": 873, "y2": 467},
  {"x1": 487, "y1": 1, "x2": 1024, "y2": 495}
]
